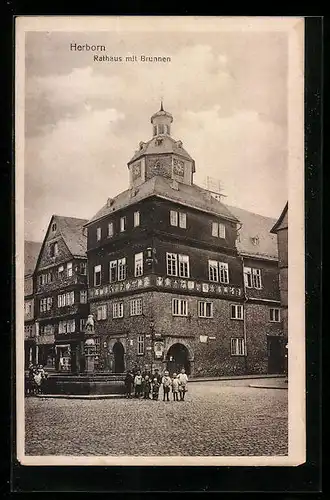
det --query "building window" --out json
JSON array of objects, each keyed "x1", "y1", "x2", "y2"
[
  {"x1": 80, "y1": 290, "x2": 88, "y2": 303},
  {"x1": 67, "y1": 262, "x2": 73, "y2": 277},
  {"x1": 166, "y1": 252, "x2": 178, "y2": 276},
  {"x1": 153, "y1": 125, "x2": 157, "y2": 136},
  {"x1": 137, "y1": 335, "x2": 145, "y2": 355},
  {"x1": 113, "y1": 302, "x2": 124, "y2": 319},
  {"x1": 212, "y1": 222, "x2": 226, "y2": 239},
  {"x1": 51, "y1": 222, "x2": 57, "y2": 232},
  {"x1": 179, "y1": 212, "x2": 187, "y2": 228},
  {"x1": 208, "y1": 260, "x2": 219, "y2": 282},
  {"x1": 80, "y1": 318, "x2": 87, "y2": 332},
  {"x1": 198, "y1": 301, "x2": 213, "y2": 318},
  {"x1": 108, "y1": 222, "x2": 114, "y2": 238},
  {"x1": 120, "y1": 217, "x2": 126, "y2": 232},
  {"x1": 79, "y1": 262, "x2": 87, "y2": 275},
  {"x1": 134, "y1": 211, "x2": 140, "y2": 227},
  {"x1": 178, "y1": 254, "x2": 190, "y2": 278},
  {"x1": 231, "y1": 304, "x2": 243, "y2": 320},
  {"x1": 252, "y1": 269, "x2": 262, "y2": 289},
  {"x1": 59, "y1": 319, "x2": 75, "y2": 334},
  {"x1": 270, "y1": 308, "x2": 281, "y2": 322},
  {"x1": 170, "y1": 210, "x2": 186, "y2": 228},
  {"x1": 170, "y1": 210, "x2": 178, "y2": 226},
  {"x1": 109, "y1": 260, "x2": 117, "y2": 283},
  {"x1": 118, "y1": 258, "x2": 126, "y2": 281},
  {"x1": 97, "y1": 304, "x2": 107, "y2": 321},
  {"x1": 172, "y1": 298, "x2": 188, "y2": 316},
  {"x1": 38, "y1": 272, "x2": 53, "y2": 285},
  {"x1": 58, "y1": 291, "x2": 74, "y2": 307},
  {"x1": 231, "y1": 338, "x2": 246, "y2": 356},
  {"x1": 58, "y1": 265, "x2": 64, "y2": 278},
  {"x1": 95, "y1": 337, "x2": 101, "y2": 354},
  {"x1": 208, "y1": 260, "x2": 229, "y2": 284},
  {"x1": 94, "y1": 265, "x2": 101, "y2": 286},
  {"x1": 25, "y1": 302, "x2": 32, "y2": 315},
  {"x1": 244, "y1": 267, "x2": 263, "y2": 289},
  {"x1": 40, "y1": 297, "x2": 52, "y2": 312},
  {"x1": 130, "y1": 298, "x2": 142, "y2": 316},
  {"x1": 49, "y1": 242, "x2": 59, "y2": 257},
  {"x1": 96, "y1": 227, "x2": 102, "y2": 241},
  {"x1": 166, "y1": 253, "x2": 190, "y2": 278},
  {"x1": 134, "y1": 252, "x2": 143, "y2": 277}
]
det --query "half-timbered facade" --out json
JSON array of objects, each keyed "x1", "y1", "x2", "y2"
[{"x1": 34, "y1": 215, "x2": 89, "y2": 372}]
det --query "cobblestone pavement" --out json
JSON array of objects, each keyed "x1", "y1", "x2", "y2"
[{"x1": 24, "y1": 379, "x2": 288, "y2": 456}]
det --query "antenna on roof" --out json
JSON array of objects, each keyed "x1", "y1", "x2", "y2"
[{"x1": 204, "y1": 176, "x2": 227, "y2": 202}]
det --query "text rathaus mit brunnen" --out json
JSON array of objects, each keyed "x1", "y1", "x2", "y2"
[{"x1": 70, "y1": 43, "x2": 172, "y2": 63}]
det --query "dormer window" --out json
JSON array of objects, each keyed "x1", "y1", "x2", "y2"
[
  {"x1": 212, "y1": 222, "x2": 226, "y2": 239},
  {"x1": 51, "y1": 222, "x2": 57, "y2": 232}
]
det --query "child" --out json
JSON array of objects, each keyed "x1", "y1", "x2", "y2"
[
  {"x1": 171, "y1": 373, "x2": 180, "y2": 401},
  {"x1": 124, "y1": 370, "x2": 134, "y2": 398},
  {"x1": 161, "y1": 370, "x2": 172, "y2": 402},
  {"x1": 152, "y1": 377, "x2": 160, "y2": 400},
  {"x1": 134, "y1": 370, "x2": 143, "y2": 398},
  {"x1": 142, "y1": 375, "x2": 151, "y2": 399},
  {"x1": 177, "y1": 368, "x2": 189, "y2": 401}
]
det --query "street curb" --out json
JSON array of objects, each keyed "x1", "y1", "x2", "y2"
[
  {"x1": 248, "y1": 384, "x2": 288, "y2": 390},
  {"x1": 189, "y1": 374, "x2": 286, "y2": 383}
]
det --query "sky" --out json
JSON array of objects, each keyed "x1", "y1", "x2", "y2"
[{"x1": 24, "y1": 29, "x2": 288, "y2": 242}]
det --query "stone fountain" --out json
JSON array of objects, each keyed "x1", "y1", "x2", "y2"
[{"x1": 42, "y1": 315, "x2": 126, "y2": 397}]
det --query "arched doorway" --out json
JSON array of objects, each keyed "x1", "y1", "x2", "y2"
[
  {"x1": 113, "y1": 341, "x2": 125, "y2": 373},
  {"x1": 166, "y1": 343, "x2": 191, "y2": 376}
]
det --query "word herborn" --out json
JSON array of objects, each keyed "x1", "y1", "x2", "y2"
[{"x1": 69, "y1": 43, "x2": 171, "y2": 63}]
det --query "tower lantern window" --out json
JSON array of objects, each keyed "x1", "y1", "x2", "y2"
[{"x1": 158, "y1": 124, "x2": 165, "y2": 135}]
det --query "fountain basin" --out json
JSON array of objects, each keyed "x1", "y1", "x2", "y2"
[{"x1": 42, "y1": 373, "x2": 126, "y2": 396}]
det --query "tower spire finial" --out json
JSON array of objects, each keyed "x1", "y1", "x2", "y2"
[{"x1": 160, "y1": 98, "x2": 164, "y2": 111}]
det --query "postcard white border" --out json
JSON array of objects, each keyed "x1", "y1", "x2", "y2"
[{"x1": 15, "y1": 15, "x2": 305, "y2": 467}]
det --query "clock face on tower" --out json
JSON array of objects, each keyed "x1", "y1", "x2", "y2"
[
  {"x1": 132, "y1": 162, "x2": 142, "y2": 180},
  {"x1": 173, "y1": 159, "x2": 184, "y2": 176}
]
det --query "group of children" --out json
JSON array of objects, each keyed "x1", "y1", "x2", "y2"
[{"x1": 124, "y1": 368, "x2": 189, "y2": 401}]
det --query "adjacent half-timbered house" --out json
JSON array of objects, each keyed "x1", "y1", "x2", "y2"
[{"x1": 34, "y1": 215, "x2": 89, "y2": 372}]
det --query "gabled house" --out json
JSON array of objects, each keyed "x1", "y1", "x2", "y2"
[
  {"x1": 228, "y1": 205, "x2": 285, "y2": 374},
  {"x1": 33, "y1": 215, "x2": 89, "y2": 372}
]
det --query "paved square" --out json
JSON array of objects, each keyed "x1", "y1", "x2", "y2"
[{"x1": 24, "y1": 379, "x2": 288, "y2": 456}]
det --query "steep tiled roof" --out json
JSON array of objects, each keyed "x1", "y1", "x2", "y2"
[
  {"x1": 87, "y1": 176, "x2": 239, "y2": 226},
  {"x1": 56, "y1": 216, "x2": 88, "y2": 257},
  {"x1": 128, "y1": 135, "x2": 194, "y2": 164},
  {"x1": 24, "y1": 240, "x2": 42, "y2": 275},
  {"x1": 226, "y1": 205, "x2": 278, "y2": 260}
]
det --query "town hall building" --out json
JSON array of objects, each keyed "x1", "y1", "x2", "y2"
[{"x1": 85, "y1": 104, "x2": 285, "y2": 377}]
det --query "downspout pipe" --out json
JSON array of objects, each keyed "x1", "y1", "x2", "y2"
[
  {"x1": 236, "y1": 222, "x2": 248, "y2": 373},
  {"x1": 240, "y1": 255, "x2": 249, "y2": 374}
]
